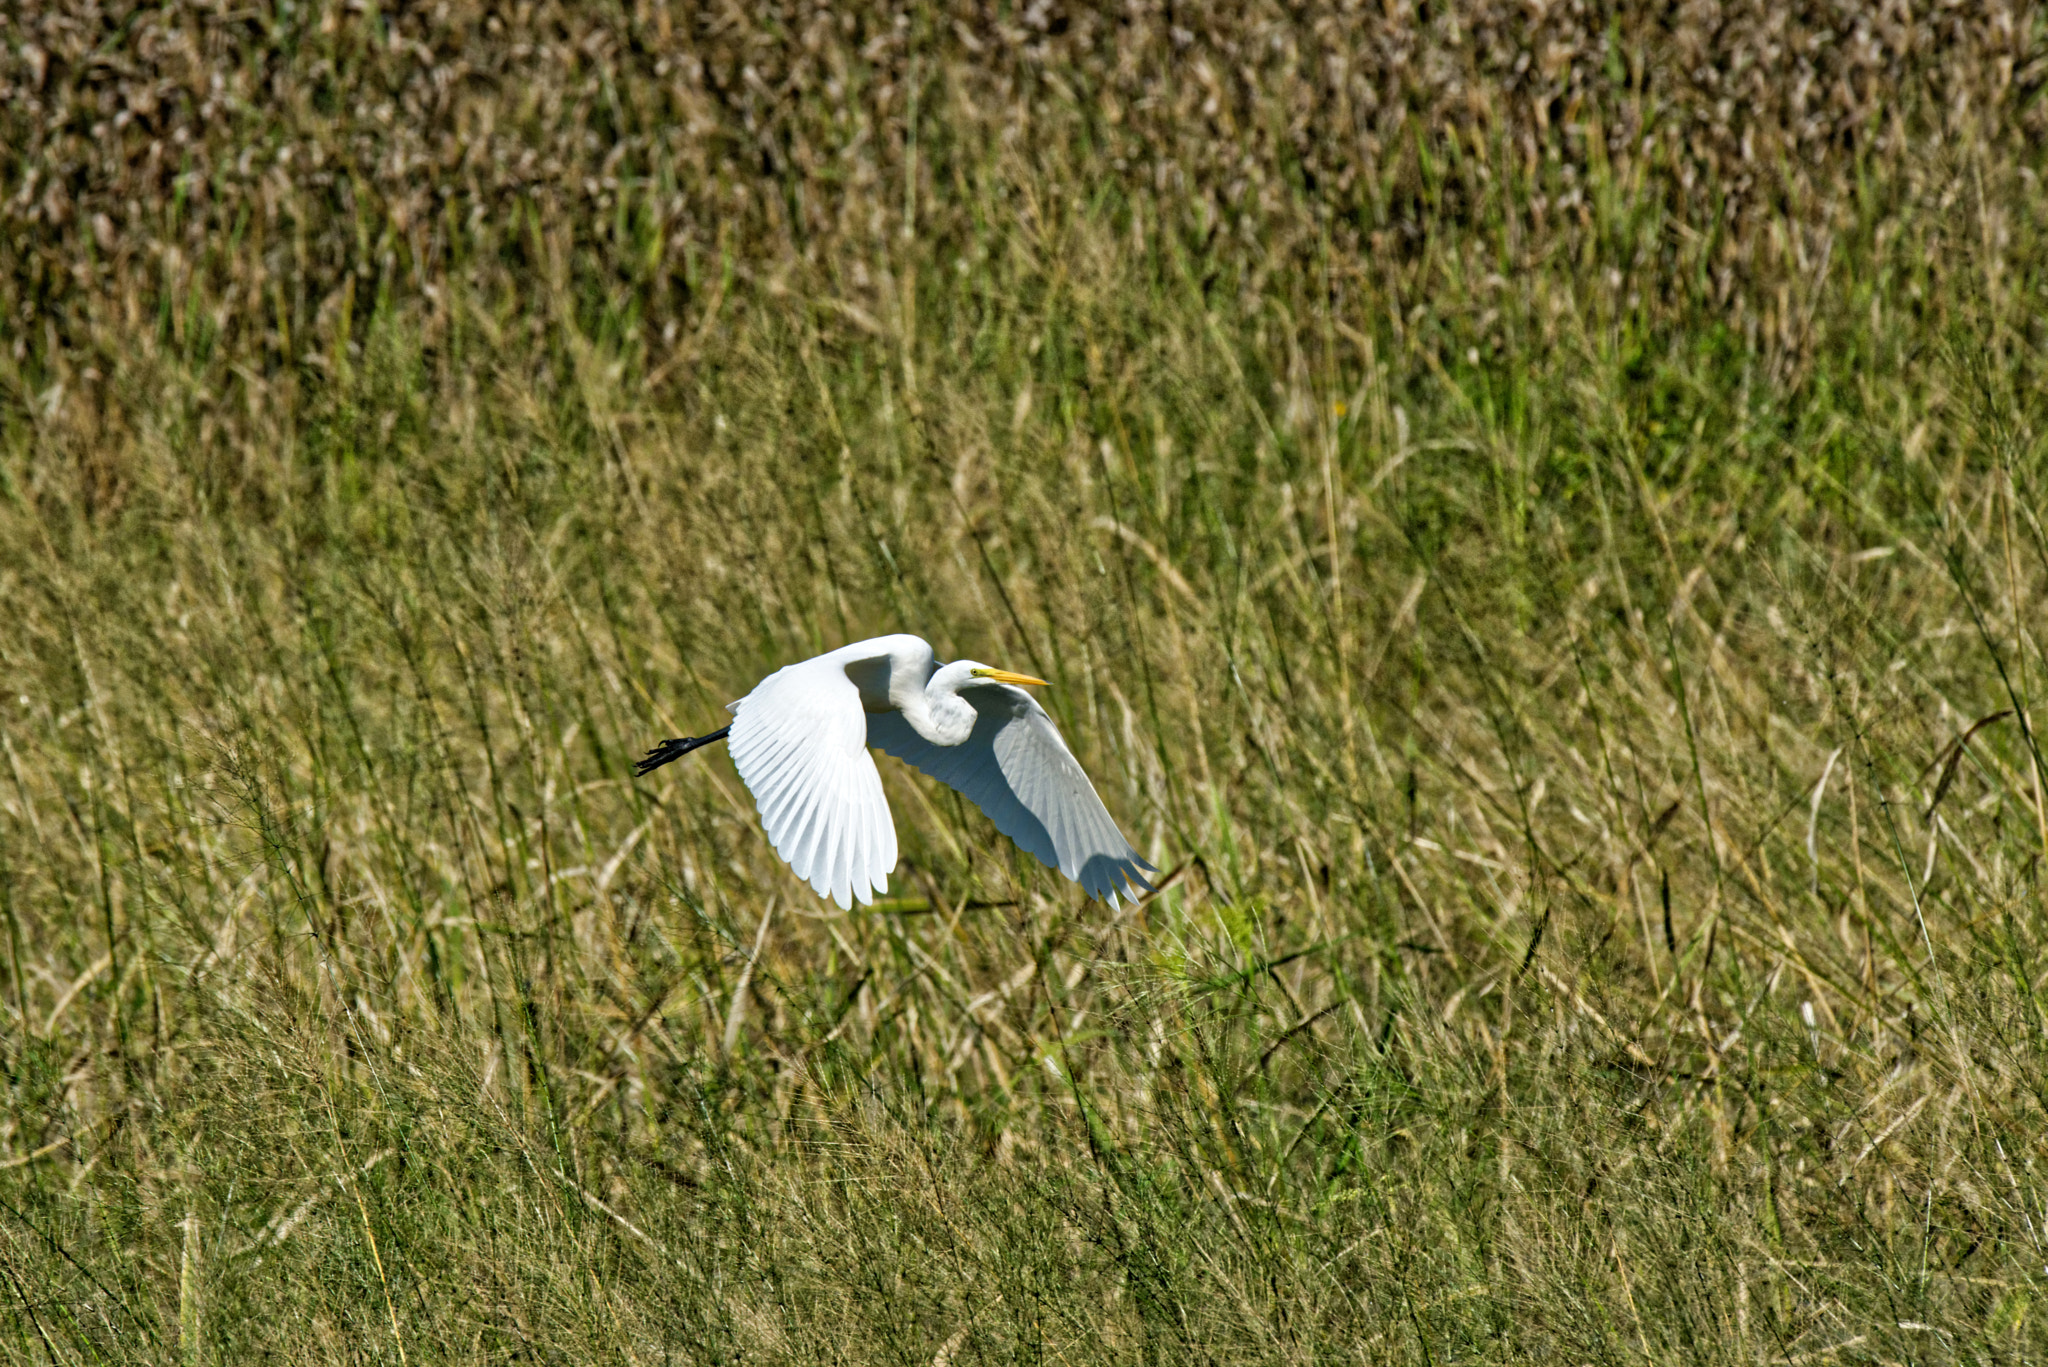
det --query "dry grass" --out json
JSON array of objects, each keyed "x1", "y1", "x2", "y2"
[{"x1": 3, "y1": 2, "x2": 2048, "y2": 1363}]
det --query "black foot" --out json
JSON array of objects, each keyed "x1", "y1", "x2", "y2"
[{"x1": 633, "y1": 726, "x2": 731, "y2": 776}]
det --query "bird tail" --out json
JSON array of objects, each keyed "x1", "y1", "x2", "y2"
[{"x1": 632, "y1": 726, "x2": 732, "y2": 776}]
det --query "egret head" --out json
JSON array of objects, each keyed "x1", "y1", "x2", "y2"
[
  {"x1": 968, "y1": 665, "x2": 1050, "y2": 688},
  {"x1": 927, "y1": 659, "x2": 1050, "y2": 697}
]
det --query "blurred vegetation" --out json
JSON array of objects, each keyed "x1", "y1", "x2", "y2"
[{"x1": 4, "y1": 1, "x2": 2048, "y2": 1362}]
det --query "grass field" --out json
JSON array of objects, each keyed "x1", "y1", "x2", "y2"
[{"x1": 4, "y1": 2, "x2": 2048, "y2": 1361}]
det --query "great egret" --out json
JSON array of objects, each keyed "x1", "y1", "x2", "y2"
[{"x1": 634, "y1": 634, "x2": 1155, "y2": 909}]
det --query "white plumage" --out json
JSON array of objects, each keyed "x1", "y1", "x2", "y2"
[{"x1": 638, "y1": 634, "x2": 1155, "y2": 909}]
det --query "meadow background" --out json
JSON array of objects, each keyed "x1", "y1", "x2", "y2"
[{"x1": 3, "y1": 1, "x2": 2048, "y2": 1361}]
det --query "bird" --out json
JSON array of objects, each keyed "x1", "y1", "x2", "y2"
[{"x1": 633, "y1": 634, "x2": 1156, "y2": 910}]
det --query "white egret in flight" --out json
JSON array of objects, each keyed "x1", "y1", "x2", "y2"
[{"x1": 634, "y1": 634, "x2": 1155, "y2": 909}]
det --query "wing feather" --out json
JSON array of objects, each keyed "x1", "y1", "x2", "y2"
[
  {"x1": 783, "y1": 791, "x2": 824, "y2": 878},
  {"x1": 871, "y1": 771, "x2": 900, "y2": 893},
  {"x1": 729, "y1": 652, "x2": 897, "y2": 909},
  {"x1": 869, "y1": 688, "x2": 1154, "y2": 905}
]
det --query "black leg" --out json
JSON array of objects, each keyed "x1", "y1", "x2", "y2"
[{"x1": 632, "y1": 725, "x2": 732, "y2": 776}]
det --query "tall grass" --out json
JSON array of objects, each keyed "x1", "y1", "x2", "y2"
[{"x1": 3, "y1": 2, "x2": 2048, "y2": 1361}]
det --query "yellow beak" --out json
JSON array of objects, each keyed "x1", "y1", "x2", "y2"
[{"x1": 973, "y1": 667, "x2": 1050, "y2": 687}]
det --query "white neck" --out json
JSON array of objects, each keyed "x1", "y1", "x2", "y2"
[{"x1": 896, "y1": 659, "x2": 982, "y2": 747}]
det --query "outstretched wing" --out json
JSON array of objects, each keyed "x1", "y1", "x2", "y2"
[
  {"x1": 868, "y1": 687, "x2": 1155, "y2": 905},
  {"x1": 726, "y1": 654, "x2": 898, "y2": 909}
]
